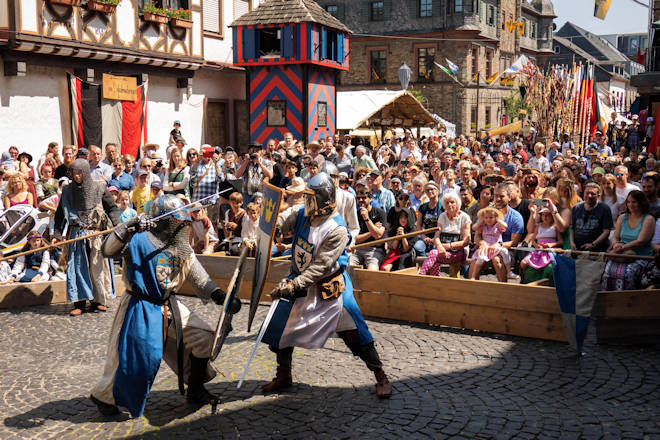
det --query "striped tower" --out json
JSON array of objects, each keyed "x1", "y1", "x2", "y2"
[{"x1": 230, "y1": 0, "x2": 350, "y2": 146}]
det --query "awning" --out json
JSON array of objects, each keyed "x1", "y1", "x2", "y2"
[{"x1": 337, "y1": 90, "x2": 439, "y2": 131}]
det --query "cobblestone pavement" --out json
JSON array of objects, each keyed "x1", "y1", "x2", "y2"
[{"x1": 0, "y1": 296, "x2": 658, "y2": 440}]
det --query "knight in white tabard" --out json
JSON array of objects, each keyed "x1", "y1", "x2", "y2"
[{"x1": 261, "y1": 173, "x2": 392, "y2": 399}]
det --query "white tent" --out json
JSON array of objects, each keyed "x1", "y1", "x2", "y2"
[{"x1": 336, "y1": 90, "x2": 439, "y2": 132}]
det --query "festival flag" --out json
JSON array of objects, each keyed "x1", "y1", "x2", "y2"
[
  {"x1": 435, "y1": 62, "x2": 463, "y2": 86},
  {"x1": 472, "y1": 73, "x2": 479, "y2": 83},
  {"x1": 67, "y1": 73, "x2": 148, "y2": 159},
  {"x1": 486, "y1": 71, "x2": 499, "y2": 84},
  {"x1": 589, "y1": 71, "x2": 606, "y2": 141},
  {"x1": 637, "y1": 47, "x2": 647, "y2": 65},
  {"x1": 594, "y1": 0, "x2": 612, "y2": 20},
  {"x1": 446, "y1": 58, "x2": 459, "y2": 76},
  {"x1": 553, "y1": 255, "x2": 606, "y2": 353},
  {"x1": 504, "y1": 55, "x2": 531, "y2": 75}
]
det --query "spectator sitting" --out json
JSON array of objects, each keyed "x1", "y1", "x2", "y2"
[
  {"x1": 418, "y1": 192, "x2": 471, "y2": 278},
  {"x1": 600, "y1": 173, "x2": 622, "y2": 220},
  {"x1": 469, "y1": 207, "x2": 508, "y2": 280},
  {"x1": 352, "y1": 146, "x2": 377, "y2": 171},
  {"x1": 409, "y1": 175, "x2": 429, "y2": 211},
  {"x1": 221, "y1": 192, "x2": 245, "y2": 254},
  {"x1": 350, "y1": 188, "x2": 387, "y2": 270},
  {"x1": 240, "y1": 202, "x2": 260, "y2": 257},
  {"x1": 387, "y1": 189, "x2": 412, "y2": 231},
  {"x1": 3, "y1": 231, "x2": 50, "y2": 283},
  {"x1": 467, "y1": 184, "x2": 493, "y2": 225},
  {"x1": 381, "y1": 208, "x2": 417, "y2": 272},
  {"x1": 4, "y1": 174, "x2": 33, "y2": 209},
  {"x1": 368, "y1": 169, "x2": 395, "y2": 214},
  {"x1": 570, "y1": 183, "x2": 613, "y2": 252},
  {"x1": 520, "y1": 204, "x2": 562, "y2": 283},
  {"x1": 190, "y1": 205, "x2": 219, "y2": 255},
  {"x1": 88, "y1": 145, "x2": 112, "y2": 184},
  {"x1": 488, "y1": 182, "x2": 524, "y2": 282},
  {"x1": 460, "y1": 185, "x2": 476, "y2": 213},
  {"x1": 35, "y1": 163, "x2": 58, "y2": 203},
  {"x1": 54, "y1": 145, "x2": 75, "y2": 180},
  {"x1": 132, "y1": 169, "x2": 152, "y2": 214},
  {"x1": 121, "y1": 153, "x2": 135, "y2": 177},
  {"x1": 117, "y1": 190, "x2": 137, "y2": 223},
  {"x1": 38, "y1": 176, "x2": 68, "y2": 215},
  {"x1": 528, "y1": 143, "x2": 551, "y2": 173},
  {"x1": 601, "y1": 190, "x2": 655, "y2": 291},
  {"x1": 414, "y1": 181, "x2": 442, "y2": 257}
]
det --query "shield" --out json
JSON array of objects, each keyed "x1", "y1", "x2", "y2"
[
  {"x1": 247, "y1": 181, "x2": 283, "y2": 332},
  {"x1": 209, "y1": 245, "x2": 249, "y2": 360}
]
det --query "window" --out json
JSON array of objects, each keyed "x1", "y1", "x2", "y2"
[
  {"x1": 486, "y1": 49, "x2": 493, "y2": 77},
  {"x1": 371, "y1": 1, "x2": 384, "y2": 21},
  {"x1": 485, "y1": 107, "x2": 491, "y2": 129},
  {"x1": 417, "y1": 47, "x2": 435, "y2": 81},
  {"x1": 317, "y1": 102, "x2": 327, "y2": 127},
  {"x1": 501, "y1": 9, "x2": 506, "y2": 30},
  {"x1": 487, "y1": 5, "x2": 495, "y2": 26},
  {"x1": 370, "y1": 49, "x2": 387, "y2": 84},
  {"x1": 326, "y1": 5, "x2": 338, "y2": 16},
  {"x1": 203, "y1": 0, "x2": 222, "y2": 35},
  {"x1": 420, "y1": 0, "x2": 432, "y2": 17},
  {"x1": 259, "y1": 28, "x2": 280, "y2": 58},
  {"x1": 531, "y1": 22, "x2": 537, "y2": 39},
  {"x1": 554, "y1": 45, "x2": 560, "y2": 54},
  {"x1": 471, "y1": 106, "x2": 478, "y2": 131},
  {"x1": 233, "y1": 0, "x2": 250, "y2": 19},
  {"x1": 471, "y1": 46, "x2": 478, "y2": 77},
  {"x1": 455, "y1": 0, "x2": 462, "y2": 12},
  {"x1": 267, "y1": 101, "x2": 286, "y2": 126}
]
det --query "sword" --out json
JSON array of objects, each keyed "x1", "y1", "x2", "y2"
[{"x1": 237, "y1": 298, "x2": 283, "y2": 389}]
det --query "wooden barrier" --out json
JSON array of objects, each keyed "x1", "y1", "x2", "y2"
[
  {"x1": 593, "y1": 289, "x2": 660, "y2": 345},
  {"x1": 0, "y1": 278, "x2": 125, "y2": 309}
]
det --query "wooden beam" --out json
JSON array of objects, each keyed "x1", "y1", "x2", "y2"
[{"x1": 593, "y1": 289, "x2": 660, "y2": 319}]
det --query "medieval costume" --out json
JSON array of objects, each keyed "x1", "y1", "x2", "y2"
[
  {"x1": 263, "y1": 173, "x2": 392, "y2": 399},
  {"x1": 90, "y1": 194, "x2": 241, "y2": 417},
  {"x1": 53, "y1": 159, "x2": 120, "y2": 316}
]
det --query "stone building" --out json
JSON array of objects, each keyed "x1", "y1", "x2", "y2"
[{"x1": 315, "y1": 0, "x2": 555, "y2": 135}]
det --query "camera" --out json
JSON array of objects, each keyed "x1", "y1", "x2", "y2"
[
  {"x1": 250, "y1": 153, "x2": 258, "y2": 161},
  {"x1": 155, "y1": 160, "x2": 163, "y2": 168}
]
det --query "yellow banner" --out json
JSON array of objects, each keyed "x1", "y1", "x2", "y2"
[
  {"x1": 102, "y1": 74, "x2": 137, "y2": 101},
  {"x1": 594, "y1": 0, "x2": 612, "y2": 20}
]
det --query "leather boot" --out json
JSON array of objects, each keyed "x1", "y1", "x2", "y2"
[
  {"x1": 70, "y1": 301, "x2": 86, "y2": 316},
  {"x1": 90, "y1": 395, "x2": 119, "y2": 416},
  {"x1": 374, "y1": 369, "x2": 392, "y2": 399},
  {"x1": 261, "y1": 366, "x2": 292, "y2": 393},
  {"x1": 186, "y1": 355, "x2": 217, "y2": 405}
]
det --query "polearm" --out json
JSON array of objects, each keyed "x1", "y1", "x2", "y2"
[
  {"x1": 349, "y1": 227, "x2": 439, "y2": 252},
  {"x1": 0, "y1": 191, "x2": 223, "y2": 263},
  {"x1": 511, "y1": 246, "x2": 654, "y2": 262}
]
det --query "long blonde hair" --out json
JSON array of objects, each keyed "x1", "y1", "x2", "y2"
[
  {"x1": 600, "y1": 174, "x2": 617, "y2": 203},
  {"x1": 556, "y1": 178, "x2": 580, "y2": 210},
  {"x1": 7, "y1": 174, "x2": 27, "y2": 194}
]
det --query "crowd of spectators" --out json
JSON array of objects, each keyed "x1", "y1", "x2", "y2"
[{"x1": 1, "y1": 113, "x2": 659, "y2": 291}]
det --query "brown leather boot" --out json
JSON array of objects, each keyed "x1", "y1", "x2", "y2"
[
  {"x1": 262, "y1": 366, "x2": 292, "y2": 393},
  {"x1": 374, "y1": 369, "x2": 392, "y2": 399}
]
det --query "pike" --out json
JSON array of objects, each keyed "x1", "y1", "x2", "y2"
[{"x1": 0, "y1": 191, "x2": 224, "y2": 263}]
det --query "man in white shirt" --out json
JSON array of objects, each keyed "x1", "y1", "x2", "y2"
[{"x1": 614, "y1": 165, "x2": 638, "y2": 202}]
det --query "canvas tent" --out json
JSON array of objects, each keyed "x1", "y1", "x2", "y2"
[{"x1": 337, "y1": 90, "x2": 440, "y2": 132}]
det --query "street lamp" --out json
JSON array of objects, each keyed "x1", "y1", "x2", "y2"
[{"x1": 398, "y1": 63, "x2": 412, "y2": 90}]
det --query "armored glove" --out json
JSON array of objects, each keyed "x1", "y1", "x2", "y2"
[
  {"x1": 269, "y1": 278, "x2": 295, "y2": 299},
  {"x1": 211, "y1": 288, "x2": 242, "y2": 314},
  {"x1": 126, "y1": 213, "x2": 155, "y2": 233}
]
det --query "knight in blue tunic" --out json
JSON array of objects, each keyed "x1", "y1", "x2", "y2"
[
  {"x1": 89, "y1": 194, "x2": 241, "y2": 417},
  {"x1": 262, "y1": 172, "x2": 393, "y2": 399}
]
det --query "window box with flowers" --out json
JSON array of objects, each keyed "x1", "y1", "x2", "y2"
[
  {"x1": 87, "y1": 0, "x2": 120, "y2": 14},
  {"x1": 142, "y1": 2, "x2": 169, "y2": 24},
  {"x1": 48, "y1": 0, "x2": 83, "y2": 7},
  {"x1": 169, "y1": 8, "x2": 192, "y2": 29}
]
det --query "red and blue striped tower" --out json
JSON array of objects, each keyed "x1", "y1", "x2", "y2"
[{"x1": 230, "y1": 0, "x2": 350, "y2": 145}]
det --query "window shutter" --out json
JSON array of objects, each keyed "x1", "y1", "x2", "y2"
[
  {"x1": 243, "y1": 28, "x2": 256, "y2": 60},
  {"x1": 336, "y1": 4, "x2": 345, "y2": 21},
  {"x1": 203, "y1": 0, "x2": 221, "y2": 33},
  {"x1": 479, "y1": 1, "x2": 484, "y2": 21},
  {"x1": 361, "y1": 1, "x2": 370, "y2": 21},
  {"x1": 408, "y1": 0, "x2": 418, "y2": 17},
  {"x1": 432, "y1": 0, "x2": 442, "y2": 16},
  {"x1": 321, "y1": 27, "x2": 328, "y2": 59},
  {"x1": 281, "y1": 25, "x2": 294, "y2": 58},
  {"x1": 383, "y1": 0, "x2": 392, "y2": 20},
  {"x1": 493, "y1": 6, "x2": 497, "y2": 27},
  {"x1": 337, "y1": 33, "x2": 345, "y2": 63},
  {"x1": 234, "y1": 0, "x2": 250, "y2": 19}
]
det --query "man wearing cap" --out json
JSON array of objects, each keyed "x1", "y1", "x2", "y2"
[
  {"x1": 367, "y1": 169, "x2": 395, "y2": 213},
  {"x1": 169, "y1": 120, "x2": 182, "y2": 146},
  {"x1": 236, "y1": 143, "x2": 273, "y2": 202},
  {"x1": 190, "y1": 145, "x2": 224, "y2": 224},
  {"x1": 591, "y1": 167, "x2": 605, "y2": 185},
  {"x1": 350, "y1": 188, "x2": 386, "y2": 270}
]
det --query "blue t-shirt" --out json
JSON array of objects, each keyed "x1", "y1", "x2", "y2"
[{"x1": 502, "y1": 207, "x2": 524, "y2": 242}]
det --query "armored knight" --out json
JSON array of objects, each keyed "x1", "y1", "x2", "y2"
[
  {"x1": 262, "y1": 173, "x2": 393, "y2": 399},
  {"x1": 53, "y1": 159, "x2": 120, "y2": 316},
  {"x1": 89, "y1": 194, "x2": 241, "y2": 417}
]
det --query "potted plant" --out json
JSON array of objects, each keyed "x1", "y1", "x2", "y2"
[
  {"x1": 169, "y1": 8, "x2": 192, "y2": 29},
  {"x1": 87, "y1": 0, "x2": 120, "y2": 13},
  {"x1": 142, "y1": 2, "x2": 168, "y2": 24},
  {"x1": 48, "y1": 0, "x2": 83, "y2": 7}
]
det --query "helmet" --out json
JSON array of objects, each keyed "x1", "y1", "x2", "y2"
[
  {"x1": 303, "y1": 172, "x2": 336, "y2": 218},
  {"x1": 149, "y1": 194, "x2": 191, "y2": 222},
  {"x1": 323, "y1": 161, "x2": 339, "y2": 177}
]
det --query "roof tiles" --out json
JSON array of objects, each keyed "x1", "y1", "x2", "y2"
[{"x1": 230, "y1": 0, "x2": 351, "y2": 33}]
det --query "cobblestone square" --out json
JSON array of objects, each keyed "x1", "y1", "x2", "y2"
[{"x1": 0, "y1": 296, "x2": 658, "y2": 439}]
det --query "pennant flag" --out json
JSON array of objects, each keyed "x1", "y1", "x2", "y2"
[
  {"x1": 435, "y1": 62, "x2": 463, "y2": 86},
  {"x1": 504, "y1": 54, "x2": 531, "y2": 75},
  {"x1": 553, "y1": 255, "x2": 606, "y2": 353},
  {"x1": 68, "y1": 73, "x2": 148, "y2": 159},
  {"x1": 486, "y1": 71, "x2": 499, "y2": 84},
  {"x1": 637, "y1": 47, "x2": 646, "y2": 65},
  {"x1": 446, "y1": 58, "x2": 459, "y2": 76},
  {"x1": 472, "y1": 73, "x2": 479, "y2": 83},
  {"x1": 594, "y1": 0, "x2": 612, "y2": 20}
]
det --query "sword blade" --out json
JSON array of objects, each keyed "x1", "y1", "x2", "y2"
[{"x1": 237, "y1": 298, "x2": 281, "y2": 389}]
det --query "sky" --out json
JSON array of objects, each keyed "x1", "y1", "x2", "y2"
[{"x1": 551, "y1": 0, "x2": 649, "y2": 35}]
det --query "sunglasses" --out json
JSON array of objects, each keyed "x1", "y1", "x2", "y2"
[
  {"x1": 188, "y1": 153, "x2": 198, "y2": 157},
  {"x1": 614, "y1": 173, "x2": 623, "y2": 177},
  {"x1": 397, "y1": 196, "x2": 409, "y2": 201},
  {"x1": 356, "y1": 196, "x2": 369, "y2": 200}
]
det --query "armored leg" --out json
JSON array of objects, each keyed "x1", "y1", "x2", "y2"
[
  {"x1": 186, "y1": 354, "x2": 218, "y2": 404},
  {"x1": 262, "y1": 346, "x2": 293, "y2": 393},
  {"x1": 338, "y1": 330, "x2": 392, "y2": 399}
]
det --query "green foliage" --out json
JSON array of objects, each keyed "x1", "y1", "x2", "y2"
[
  {"x1": 503, "y1": 92, "x2": 526, "y2": 122},
  {"x1": 142, "y1": 2, "x2": 167, "y2": 15},
  {"x1": 409, "y1": 87, "x2": 427, "y2": 106},
  {"x1": 142, "y1": 3, "x2": 191, "y2": 19},
  {"x1": 94, "y1": 0, "x2": 120, "y2": 5}
]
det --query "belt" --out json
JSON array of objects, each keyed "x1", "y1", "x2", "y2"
[{"x1": 31, "y1": 266, "x2": 40, "y2": 270}]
